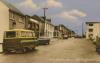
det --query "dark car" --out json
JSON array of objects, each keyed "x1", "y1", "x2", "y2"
[
  {"x1": 63, "y1": 35, "x2": 68, "y2": 39},
  {"x1": 37, "y1": 37, "x2": 50, "y2": 45}
]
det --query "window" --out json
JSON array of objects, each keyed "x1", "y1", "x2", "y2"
[
  {"x1": 19, "y1": 16, "x2": 23, "y2": 23},
  {"x1": 28, "y1": 32, "x2": 32, "y2": 37},
  {"x1": 12, "y1": 22, "x2": 16, "y2": 27},
  {"x1": 89, "y1": 24, "x2": 93, "y2": 26},
  {"x1": 20, "y1": 31, "x2": 35, "y2": 37},
  {"x1": 9, "y1": 12, "x2": 15, "y2": 19},
  {"x1": 32, "y1": 32, "x2": 35, "y2": 37},
  {"x1": 89, "y1": 34, "x2": 93, "y2": 39},
  {"x1": 89, "y1": 29, "x2": 93, "y2": 32},
  {"x1": 21, "y1": 31, "x2": 26, "y2": 37},
  {"x1": 6, "y1": 31, "x2": 16, "y2": 38}
]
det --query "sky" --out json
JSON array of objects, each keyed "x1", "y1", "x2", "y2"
[{"x1": 3, "y1": 0, "x2": 100, "y2": 35}]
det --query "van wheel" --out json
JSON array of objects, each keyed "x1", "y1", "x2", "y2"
[{"x1": 4, "y1": 50, "x2": 9, "y2": 54}]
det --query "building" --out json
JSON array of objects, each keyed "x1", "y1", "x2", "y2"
[
  {"x1": 9, "y1": 8, "x2": 25, "y2": 29},
  {"x1": 54, "y1": 26, "x2": 61, "y2": 38},
  {"x1": 69, "y1": 31, "x2": 76, "y2": 37},
  {"x1": 3, "y1": 1, "x2": 25, "y2": 29},
  {"x1": 54, "y1": 24, "x2": 72, "y2": 39},
  {"x1": 44, "y1": 19, "x2": 54, "y2": 38},
  {"x1": 32, "y1": 15, "x2": 45, "y2": 37},
  {"x1": 59, "y1": 24, "x2": 71, "y2": 39},
  {"x1": 32, "y1": 15, "x2": 54, "y2": 38},
  {"x1": 25, "y1": 15, "x2": 39, "y2": 38},
  {"x1": 0, "y1": 1, "x2": 25, "y2": 43},
  {"x1": 86, "y1": 22, "x2": 100, "y2": 41}
]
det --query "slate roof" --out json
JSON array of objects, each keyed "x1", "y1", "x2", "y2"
[
  {"x1": 59, "y1": 24, "x2": 70, "y2": 31},
  {"x1": 86, "y1": 22, "x2": 100, "y2": 24},
  {"x1": 32, "y1": 15, "x2": 45, "y2": 23}
]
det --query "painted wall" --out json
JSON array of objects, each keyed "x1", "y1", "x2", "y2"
[
  {"x1": 0, "y1": 1, "x2": 9, "y2": 43},
  {"x1": 86, "y1": 23, "x2": 100, "y2": 41},
  {"x1": 44, "y1": 21, "x2": 54, "y2": 38}
]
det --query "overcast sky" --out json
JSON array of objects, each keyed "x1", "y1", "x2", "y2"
[{"x1": 3, "y1": 0, "x2": 100, "y2": 35}]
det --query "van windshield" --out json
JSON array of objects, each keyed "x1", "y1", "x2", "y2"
[{"x1": 6, "y1": 31, "x2": 16, "y2": 38}]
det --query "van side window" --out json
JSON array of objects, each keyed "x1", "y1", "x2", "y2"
[
  {"x1": 32, "y1": 32, "x2": 35, "y2": 37},
  {"x1": 6, "y1": 31, "x2": 16, "y2": 38}
]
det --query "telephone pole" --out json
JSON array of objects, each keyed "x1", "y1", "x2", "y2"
[
  {"x1": 43, "y1": 8, "x2": 48, "y2": 21},
  {"x1": 82, "y1": 21, "x2": 84, "y2": 37},
  {"x1": 43, "y1": 8, "x2": 48, "y2": 37}
]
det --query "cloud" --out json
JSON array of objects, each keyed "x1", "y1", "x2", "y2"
[
  {"x1": 17, "y1": 0, "x2": 39, "y2": 15},
  {"x1": 4, "y1": 0, "x2": 25, "y2": 4},
  {"x1": 69, "y1": 9, "x2": 87, "y2": 17},
  {"x1": 46, "y1": 0, "x2": 63, "y2": 8},
  {"x1": 57, "y1": 9, "x2": 87, "y2": 20},
  {"x1": 58, "y1": 11, "x2": 77, "y2": 20},
  {"x1": 19, "y1": 0, "x2": 38, "y2": 9}
]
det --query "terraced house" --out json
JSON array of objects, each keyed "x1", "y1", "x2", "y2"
[
  {"x1": 25, "y1": 15, "x2": 39, "y2": 38},
  {"x1": 32, "y1": 15, "x2": 54, "y2": 38},
  {"x1": 0, "y1": 1, "x2": 25, "y2": 43},
  {"x1": 54, "y1": 24, "x2": 73, "y2": 39}
]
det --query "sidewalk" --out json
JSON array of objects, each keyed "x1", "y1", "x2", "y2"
[{"x1": 0, "y1": 44, "x2": 3, "y2": 53}]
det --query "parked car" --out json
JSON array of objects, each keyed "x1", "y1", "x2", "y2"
[
  {"x1": 74, "y1": 35, "x2": 82, "y2": 38},
  {"x1": 95, "y1": 38, "x2": 100, "y2": 54},
  {"x1": 63, "y1": 35, "x2": 68, "y2": 39},
  {"x1": 37, "y1": 37, "x2": 50, "y2": 45}
]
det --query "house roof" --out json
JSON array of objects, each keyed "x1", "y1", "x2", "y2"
[
  {"x1": 32, "y1": 15, "x2": 45, "y2": 23},
  {"x1": 32, "y1": 15, "x2": 54, "y2": 26},
  {"x1": 86, "y1": 22, "x2": 100, "y2": 24},
  {"x1": 1, "y1": 0, "x2": 23, "y2": 15},
  {"x1": 59, "y1": 24, "x2": 69, "y2": 30}
]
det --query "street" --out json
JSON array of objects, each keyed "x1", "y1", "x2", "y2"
[{"x1": 0, "y1": 38, "x2": 100, "y2": 63}]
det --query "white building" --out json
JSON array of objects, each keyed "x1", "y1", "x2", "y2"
[
  {"x1": 86, "y1": 22, "x2": 100, "y2": 41},
  {"x1": 32, "y1": 15, "x2": 54, "y2": 38},
  {"x1": 0, "y1": 1, "x2": 25, "y2": 43},
  {"x1": 44, "y1": 21, "x2": 54, "y2": 38},
  {"x1": 0, "y1": 1, "x2": 9, "y2": 43}
]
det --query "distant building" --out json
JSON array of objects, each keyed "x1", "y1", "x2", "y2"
[
  {"x1": 70, "y1": 31, "x2": 76, "y2": 37},
  {"x1": 59, "y1": 24, "x2": 71, "y2": 39},
  {"x1": 54, "y1": 26, "x2": 61, "y2": 38},
  {"x1": 86, "y1": 22, "x2": 100, "y2": 41},
  {"x1": 54, "y1": 24, "x2": 72, "y2": 39},
  {"x1": 0, "y1": 1, "x2": 25, "y2": 43}
]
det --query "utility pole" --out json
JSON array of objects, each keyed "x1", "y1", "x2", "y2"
[
  {"x1": 82, "y1": 21, "x2": 84, "y2": 37},
  {"x1": 43, "y1": 8, "x2": 48, "y2": 37},
  {"x1": 43, "y1": 8, "x2": 48, "y2": 21}
]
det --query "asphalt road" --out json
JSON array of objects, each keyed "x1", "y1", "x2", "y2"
[{"x1": 0, "y1": 38, "x2": 100, "y2": 63}]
